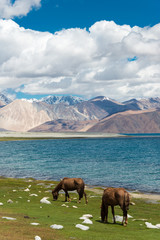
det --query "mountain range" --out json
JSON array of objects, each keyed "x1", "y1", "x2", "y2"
[{"x1": 0, "y1": 93, "x2": 160, "y2": 133}]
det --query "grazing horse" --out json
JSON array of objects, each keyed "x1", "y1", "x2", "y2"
[
  {"x1": 52, "y1": 177, "x2": 88, "y2": 204},
  {"x1": 101, "y1": 187, "x2": 130, "y2": 226}
]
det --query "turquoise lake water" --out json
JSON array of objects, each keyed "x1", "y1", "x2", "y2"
[{"x1": 0, "y1": 137, "x2": 160, "y2": 193}]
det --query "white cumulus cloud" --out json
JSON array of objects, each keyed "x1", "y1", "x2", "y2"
[
  {"x1": 0, "y1": 19, "x2": 160, "y2": 101},
  {"x1": 0, "y1": 0, "x2": 41, "y2": 19}
]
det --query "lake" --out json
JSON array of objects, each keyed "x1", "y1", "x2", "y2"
[{"x1": 0, "y1": 136, "x2": 160, "y2": 193}]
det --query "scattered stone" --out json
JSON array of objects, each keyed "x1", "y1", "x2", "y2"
[
  {"x1": 40, "y1": 197, "x2": 51, "y2": 204},
  {"x1": 7, "y1": 199, "x2": 13, "y2": 204},
  {"x1": 24, "y1": 215, "x2": 30, "y2": 219},
  {"x1": 0, "y1": 202, "x2": 3, "y2": 206},
  {"x1": 61, "y1": 204, "x2": 69, "y2": 207},
  {"x1": 27, "y1": 179, "x2": 33, "y2": 182},
  {"x1": 73, "y1": 206, "x2": 78, "y2": 208},
  {"x1": 128, "y1": 214, "x2": 133, "y2": 218},
  {"x1": 30, "y1": 194, "x2": 38, "y2": 197},
  {"x1": 145, "y1": 222, "x2": 160, "y2": 229},
  {"x1": 24, "y1": 188, "x2": 30, "y2": 192},
  {"x1": 75, "y1": 224, "x2": 89, "y2": 231},
  {"x1": 30, "y1": 222, "x2": 40, "y2": 226},
  {"x1": 82, "y1": 214, "x2": 93, "y2": 219},
  {"x1": 2, "y1": 216, "x2": 16, "y2": 220},
  {"x1": 13, "y1": 190, "x2": 17, "y2": 192},
  {"x1": 35, "y1": 236, "x2": 41, "y2": 240},
  {"x1": 50, "y1": 224, "x2": 64, "y2": 229},
  {"x1": 132, "y1": 218, "x2": 147, "y2": 221},
  {"x1": 115, "y1": 215, "x2": 133, "y2": 222},
  {"x1": 82, "y1": 219, "x2": 93, "y2": 224}
]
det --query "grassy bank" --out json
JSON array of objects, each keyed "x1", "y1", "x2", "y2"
[{"x1": 0, "y1": 178, "x2": 160, "y2": 240}]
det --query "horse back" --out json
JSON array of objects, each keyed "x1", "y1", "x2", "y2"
[
  {"x1": 102, "y1": 187, "x2": 128, "y2": 206},
  {"x1": 62, "y1": 178, "x2": 84, "y2": 191}
]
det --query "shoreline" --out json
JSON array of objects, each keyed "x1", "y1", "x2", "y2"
[
  {"x1": 0, "y1": 131, "x2": 124, "y2": 140},
  {"x1": 1, "y1": 176, "x2": 160, "y2": 201},
  {"x1": 85, "y1": 186, "x2": 160, "y2": 201}
]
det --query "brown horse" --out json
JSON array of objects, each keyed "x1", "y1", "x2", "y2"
[
  {"x1": 52, "y1": 177, "x2": 88, "y2": 204},
  {"x1": 101, "y1": 187, "x2": 130, "y2": 226}
]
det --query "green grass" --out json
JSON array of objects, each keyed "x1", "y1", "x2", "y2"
[{"x1": 0, "y1": 178, "x2": 160, "y2": 240}]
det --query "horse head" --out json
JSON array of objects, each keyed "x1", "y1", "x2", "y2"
[{"x1": 52, "y1": 190, "x2": 59, "y2": 201}]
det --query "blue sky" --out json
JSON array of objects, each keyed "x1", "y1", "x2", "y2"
[
  {"x1": 15, "y1": 0, "x2": 160, "y2": 32},
  {"x1": 0, "y1": 0, "x2": 160, "y2": 101}
]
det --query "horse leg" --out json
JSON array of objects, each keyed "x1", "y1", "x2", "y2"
[
  {"x1": 64, "y1": 191, "x2": 67, "y2": 202},
  {"x1": 77, "y1": 188, "x2": 83, "y2": 203},
  {"x1": 64, "y1": 190, "x2": 70, "y2": 202},
  {"x1": 123, "y1": 209, "x2": 128, "y2": 226},
  {"x1": 111, "y1": 206, "x2": 116, "y2": 224},
  {"x1": 83, "y1": 191, "x2": 88, "y2": 204},
  {"x1": 105, "y1": 205, "x2": 108, "y2": 223},
  {"x1": 78, "y1": 192, "x2": 82, "y2": 203},
  {"x1": 101, "y1": 203, "x2": 105, "y2": 222}
]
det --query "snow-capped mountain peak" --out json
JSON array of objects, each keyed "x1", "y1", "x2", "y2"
[{"x1": 38, "y1": 95, "x2": 84, "y2": 105}]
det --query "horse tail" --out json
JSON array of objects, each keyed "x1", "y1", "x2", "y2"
[{"x1": 124, "y1": 191, "x2": 130, "y2": 211}]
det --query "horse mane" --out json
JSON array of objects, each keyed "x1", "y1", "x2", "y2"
[{"x1": 53, "y1": 180, "x2": 63, "y2": 193}]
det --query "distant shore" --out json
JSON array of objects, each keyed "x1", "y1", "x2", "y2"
[
  {"x1": 0, "y1": 131, "x2": 124, "y2": 140},
  {"x1": 85, "y1": 186, "x2": 160, "y2": 201}
]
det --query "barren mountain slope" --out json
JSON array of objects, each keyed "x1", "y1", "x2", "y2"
[
  {"x1": 87, "y1": 109, "x2": 160, "y2": 133},
  {"x1": 0, "y1": 100, "x2": 51, "y2": 132},
  {"x1": 29, "y1": 119, "x2": 98, "y2": 132}
]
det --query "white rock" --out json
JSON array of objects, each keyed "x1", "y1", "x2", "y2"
[
  {"x1": 30, "y1": 222, "x2": 40, "y2": 226},
  {"x1": 35, "y1": 236, "x2": 41, "y2": 240},
  {"x1": 82, "y1": 214, "x2": 93, "y2": 219},
  {"x1": 114, "y1": 214, "x2": 133, "y2": 222},
  {"x1": 75, "y1": 224, "x2": 89, "y2": 231},
  {"x1": 7, "y1": 199, "x2": 13, "y2": 204},
  {"x1": 145, "y1": 222, "x2": 159, "y2": 229},
  {"x1": 82, "y1": 219, "x2": 93, "y2": 224},
  {"x1": 73, "y1": 206, "x2": 78, "y2": 208},
  {"x1": 13, "y1": 190, "x2": 17, "y2": 192},
  {"x1": 30, "y1": 194, "x2": 38, "y2": 197},
  {"x1": 2, "y1": 216, "x2": 16, "y2": 220},
  {"x1": 40, "y1": 197, "x2": 51, "y2": 204},
  {"x1": 156, "y1": 224, "x2": 160, "y2": 229},
  {"x1": 50, "y1": 224, "x2": 63, "y2": 229},
  {"x1": 24, "y1": 188, "x2": 30, "y2": 192},
  {"x1": 61, "y1": 204, "x2": 67, "y2": 207},
  {"x1": 79, "y1": 216, "x2": 86, "y2": 220},
  {"x1": 115, "y1": 215, "x2": 123, "y2": 222},
  {"x1": 128, "y1": 214, "x2": 133, "y2": 218},
  {"x1": 0, "y1": 202, "x2": 3, "y2": 206}
]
